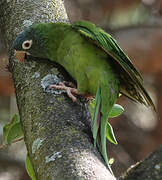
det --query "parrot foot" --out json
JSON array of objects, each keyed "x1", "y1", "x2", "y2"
[
  {"x1": 62, "y1": 81, "x2": 76, "y2": 88},
  {"x1": 50, "y1": 82, "x2": 78, "y2": 102}
]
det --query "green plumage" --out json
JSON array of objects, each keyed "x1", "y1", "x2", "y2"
[{"x1": 13, "y1": 21, "x2": 155, "y2": 172}]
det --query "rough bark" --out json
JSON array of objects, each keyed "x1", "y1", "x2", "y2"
[
  {"x1": 0, "y1": 0, "x2": 115, "y2": 179},
  {"x1": 120, "y1": 144, "x2": 162, "y2": 180}
]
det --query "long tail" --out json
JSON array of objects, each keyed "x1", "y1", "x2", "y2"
[
  {"x1": 100, "y1": 113, "x2": 113, "y2": 174},
  {"x1": 92, "y1": 87, "x2": 101, "y2": 147},
  {"x1": 92, "y1": 87, "x2": 114, "y2": 174}
]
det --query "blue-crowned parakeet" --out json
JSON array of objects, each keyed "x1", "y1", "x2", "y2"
[{"x1": 13, "y1": 21, "x2": 155, "y2": 172}]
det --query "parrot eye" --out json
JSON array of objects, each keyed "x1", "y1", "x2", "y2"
[{"x1": 22, "y1": 40, "x2": 32, "y2": 50}]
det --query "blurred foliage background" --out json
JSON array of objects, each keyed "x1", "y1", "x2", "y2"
[{"x1": 0, "y1": 0, "x2": 162, "y2": 179}]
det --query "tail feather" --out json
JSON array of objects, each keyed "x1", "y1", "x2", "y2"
[
  {"x1": 93, "y1": 86, "x2": 114, "y2": 174},
  {"x1": 100, "y1": 114, "x2": 113, "y2": 174},
  {"x1": 92, "y1": 87, "x2": 101, "y2": 147},
  {"x1": 97, "y1": 105, "x2": 101, "y2": 128}
]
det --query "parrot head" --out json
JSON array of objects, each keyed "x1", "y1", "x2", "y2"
[{"x1": 13, "y1": 25, "x2": 47, "y2": 62}]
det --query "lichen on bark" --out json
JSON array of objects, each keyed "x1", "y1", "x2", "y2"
[{"x1": 0, "y1": 0, "x2": 115, "y2": 179}]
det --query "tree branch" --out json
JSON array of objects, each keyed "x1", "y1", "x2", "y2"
[
  {"x1": 0, "y1": 0, "x2": 115, "y2": 179},
  {"x1": 120, "y1": 144, "x2": 162, "y2": 180}
]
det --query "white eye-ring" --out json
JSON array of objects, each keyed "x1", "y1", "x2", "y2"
[{"x1": 22, "y1": 40, "x2": 32, "y2": 50}]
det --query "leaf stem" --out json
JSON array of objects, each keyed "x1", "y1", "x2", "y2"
[{"x1": 0, "y1": 137, "x2": 24, "y2": 150}]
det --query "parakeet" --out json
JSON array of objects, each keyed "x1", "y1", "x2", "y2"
[{"x1": 13, "y1": 21, "x2": 155, "y2": 173}]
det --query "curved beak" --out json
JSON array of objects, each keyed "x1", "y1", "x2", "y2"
[{"x1": 14, "y1": 50, "x2": 26, "y2": 63}]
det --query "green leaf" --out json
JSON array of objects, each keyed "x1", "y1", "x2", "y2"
[
  {"x1": 3, "y1": 114, "x2": 22, "y2": 144},
  {"x1": 119, "y1": 93, "x2": 122, "y2": 97},
  {"x1": 25, "y1": 154, "x2": 37, "y2": 180},
  {"x1": 106, "y1": 122, "x2": 118, "y2": 144},
  {"x1": 7, "y1": 122, "x2": 24, "y2": 145},
  {"x1": 109, "y1": 104, "x2": 124, "y2": 118},
  {"x1": 109, "y1": 158, "x2": 115, "y2": 165},
  {"x1": 89, "y1": 102, "x2": 124, "y2": 119}
]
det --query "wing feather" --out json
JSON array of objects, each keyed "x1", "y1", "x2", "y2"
[{"x1": 72, "y1": 21, "x2": 155, "y2": 111}]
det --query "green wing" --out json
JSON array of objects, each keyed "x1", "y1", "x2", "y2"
[{"x1": 72, "y1": 21, "x2": 155, "y2": 111}]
